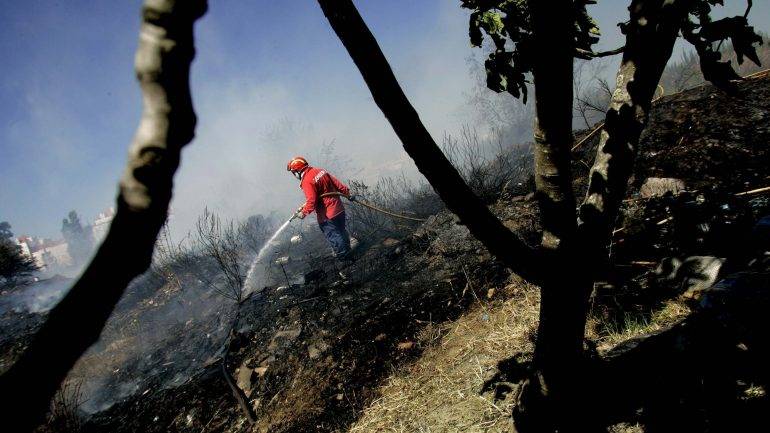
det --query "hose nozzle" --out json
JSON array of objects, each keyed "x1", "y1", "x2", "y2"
[{"x1": 290, "y1": 205, "x2": 304, "y2": 221}]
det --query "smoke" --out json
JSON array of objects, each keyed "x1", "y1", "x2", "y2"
[
  {"x1": 0, "y1": 277, "x2": 72, "y2": 314},
  {"x1": 163, "y1": 0, "x2": 478, "y2": 241},
  {"x1": 69, "y1": 273, "x2": 234, "y2": 414}
]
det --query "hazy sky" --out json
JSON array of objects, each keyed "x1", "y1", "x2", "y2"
[{"x1": 1, "y1": 0, "x2": 768, "y2": 239}]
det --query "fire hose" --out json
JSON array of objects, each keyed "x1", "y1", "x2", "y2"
[{"x1": 316, "y1": 191, "x2": 427, "y2": 222}]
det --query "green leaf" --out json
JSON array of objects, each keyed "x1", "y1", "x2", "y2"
[
  {"x1": 729, "y1": 21, "x2": 763, "y2": 66},
  {"x1": 700, "y1": 50, "x2": 742, "y2": 88},
  {"x1": 463, "y1": 0, "x2": 596, "y2": 102},
  {"x1": 480, "y1": 11, "x2": 505, "y2": 36},
  {"x1": 469, "y1": 11, "x2": 484, "y2": 47},
  {"x1": 683, "y1": 2, "x2": 763, "y2": 88}
]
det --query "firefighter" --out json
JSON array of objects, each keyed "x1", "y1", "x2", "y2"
[{"x1": 287, "y1": 156, "x2": 355, "y2": 263}]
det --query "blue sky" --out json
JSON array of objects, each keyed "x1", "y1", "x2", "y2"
[{"x1": 1, "y1": 0, "x2": 768, "y2": 239}]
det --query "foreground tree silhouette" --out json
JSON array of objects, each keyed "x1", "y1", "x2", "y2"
[
  {"x1": 318, "y1": 0, "x2": 761, "y2": 430},
  {"x1": 0, "y1": 1, "x2": 208, "y2": 430}
]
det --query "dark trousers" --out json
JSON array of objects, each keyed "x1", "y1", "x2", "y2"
[{"x1": 319, "y1": 212, "x2": 351, "y2": 259}]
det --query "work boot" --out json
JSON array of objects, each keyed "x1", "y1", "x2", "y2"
[
  {"x1": 333, "y1": 259, "x2": 351, "y2": 285},
  {"x1": 337, "y1": 249, "x2": 355, "y2": 265}
]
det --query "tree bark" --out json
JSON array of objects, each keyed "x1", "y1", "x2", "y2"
[
  {"x1": 517, "y1": 1, "x2": 694, "y2": 430},
  {"x1": 510, "y1": 2, "x2": 693, "y2": 429},
  {"x1": 579, "y1": 0, "x2": 691, "y2": 259},
  {"x1": 0, "y1": 1, "x2": 207, "y2": 430},
  {"x1": 513, "y1": 3, "x2": 589, "y2": 431},
  {"x1": 529, "y1": 0, "x2": 577, "y2": 252},
  {"x1": 315, "y1": 0, "x2": 542, "y2": 285}
]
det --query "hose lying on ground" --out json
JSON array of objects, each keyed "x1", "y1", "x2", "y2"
[{"x1": 319, "y1": 192, "x2": 427, "y2": 222}]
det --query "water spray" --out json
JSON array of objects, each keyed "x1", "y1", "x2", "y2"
[
  {"x1": 274, "y1": 256, "x2": 292, "y2": 287},
  {"x1": 243, "y1": 212, "x2": 300, "y2": 294},
  {"x1": 243, "y1": 194, "x2": 424, "y2": 295}
]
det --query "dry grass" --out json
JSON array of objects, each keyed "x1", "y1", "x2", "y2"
[
  {"x1": 347, "y1": 279, "x2": 540, "y2": 433},
  {"x1": 38, "y1": 381, "x2": 85, "y2": 433},
  {"x1": 347, "y1": 281, "x2": 696, "y2": 433},
  {"x1": 589, "y1": 300, "x2": 691, "y2": 352},
  {"x1": 607, "y1": 422, "x2": 645, "y2": 433},
  {"x1": 742, "y1": 384, "x2": 766, "y2": 400}
]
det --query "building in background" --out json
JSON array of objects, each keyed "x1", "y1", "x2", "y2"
[
  {"x1": 29, "y1": 239, "x2": 72, "y2": 271},
  {"x1": 14, "y1": 236, "x2": 33, "y2": 257},
  {"x1": 91, "y1": 207, "x2": 115, "y2": 245},
  {"x1": 12, "y1": 206, "x2": 116, "y2": 273},
  {"x1": 13, "y1": 236, "x2": 72, "y2": 272}
]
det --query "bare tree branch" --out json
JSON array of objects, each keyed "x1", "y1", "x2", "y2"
[
  {"x1": 573, "y1": 60, "x2": 614, "y2": 129},
  {"x1": 0, "y1": 1, "x2": 207, "y2": 430},
  {"x1": 575, "y1": 46, "x2": 625, "y2": 59},
  {"x1": 194, "y1": 208, "x2": 247, "y2": 303}
]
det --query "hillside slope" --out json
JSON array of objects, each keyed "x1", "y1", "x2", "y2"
[{"x1": 68, "y1": 75, "x2": 770, "y2": 432}]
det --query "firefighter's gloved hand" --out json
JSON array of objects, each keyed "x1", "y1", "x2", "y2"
[{"x1": 294, "y1": 210, "x2": 306, "y2": 220}]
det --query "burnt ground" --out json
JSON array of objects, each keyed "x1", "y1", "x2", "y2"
[
  {"x1": 0, "y1": 310, "x2": 46, "y2": 374},
  {"x1": 79, "y1": 204, "x2": 541, "y2": 433},
  {"x1": 633, "y1": 77, "x2": 770, "y2": 194},
  {"x1": 5, "y1": 75, "x2": 769, "y2": 432}
]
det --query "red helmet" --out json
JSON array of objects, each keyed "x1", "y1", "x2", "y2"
[{"x1": 287, "y1": 156, "x2": 309, "y2": 178}]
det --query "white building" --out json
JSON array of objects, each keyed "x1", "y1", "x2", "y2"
[
  {"x1": 92, "y1": 207, "x2": 115, "y2": 244},
  {"x1": 14, "y1": 237, "x2": 32, "y2": 257},
  {"x1": 14, "y1": 236, "x2": 72, "y2": 272},
  {"x1": 31, "y1": 240, "x2": 72, "y2": 271}
]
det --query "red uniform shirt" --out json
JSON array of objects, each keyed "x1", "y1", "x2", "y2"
[{"x1": 300, "y1": 166, "x2": 350, "y2": 223}]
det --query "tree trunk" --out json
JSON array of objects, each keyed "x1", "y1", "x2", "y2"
[
  {"x1": 530, "y1": 2, "x2": 577, "y2": 253},
  {"x1": 579, "y1": 0, "x2": 691, "y2": 258},
  {"x1": 0, "y1": 1, "x2": 207, "y2": 430},
  {"x1": 517, "y1": 1, "x2": 693, "y2": 430},
  {"x1": 529, "y1": 0, "x2": 580, "y2": 366},
  {"x1": 511, "y1": 1, "x2": 693, "y2": 430},
  {"x1": 513, "y1": 3, "x2": 589, "y2": 431},
  {"x1": 315, "y1": 0, "x2": 542, "y2": 284}
]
